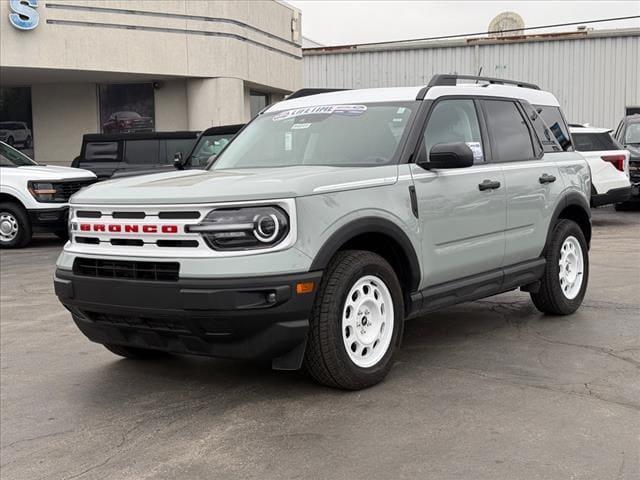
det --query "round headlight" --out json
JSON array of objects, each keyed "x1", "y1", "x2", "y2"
[{"x1": 254, "y1": 214, "x2": 279, "y2": 243}]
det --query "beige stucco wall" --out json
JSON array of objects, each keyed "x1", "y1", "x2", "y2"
[
  {"x1": 0, "y1": 0, "x2": 302, "y2": 92},
  {"x1": 31, "y1": 83, "x2": 98, "y2": 165},
  {"x1": 154, "y1": 80, "x2": 188, "y2": 131}
]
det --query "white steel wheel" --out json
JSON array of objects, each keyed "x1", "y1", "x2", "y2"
[
  {"x1": 0, "y1": 212, "x2": 19, "y2": 243},
  {"x1": 342, "y1": 275, "x2": 394, "y2": 368},
  {"x1": 558, "y1": 235, "x2": 584, "y2": 300}
]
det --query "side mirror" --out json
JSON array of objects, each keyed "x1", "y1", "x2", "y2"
[
  {"x1": 418, "y1": 142, "x2": 475, "y2": 169},
  {"x1": 173, "y1": 152, "x2": 184, "y2": 170}
]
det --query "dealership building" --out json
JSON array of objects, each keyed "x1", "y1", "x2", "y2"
[
  {"x1": 304, "y1": 28, "x2": 640, "y2": 129},
  {"x1": 0, "y1": 0, "x2": 302, "y2": 165}
]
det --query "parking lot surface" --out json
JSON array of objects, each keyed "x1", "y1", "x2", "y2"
[{"x1": 1, "y1": 207, "x2": 638, "y2": 480}]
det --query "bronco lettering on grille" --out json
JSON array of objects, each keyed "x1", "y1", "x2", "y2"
[{"x1": 78, "y1": 224, "x2": 179, "y2": 234}]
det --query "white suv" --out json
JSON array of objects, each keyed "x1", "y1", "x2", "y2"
[
  {"x1": 0, "y1": 121, "x2": 32, "y2": 148},
  {"x1": 570, "y1": 125, "x2": 631, "y2": 207}
]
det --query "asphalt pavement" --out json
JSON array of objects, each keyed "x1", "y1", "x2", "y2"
[{"x1": 1, "y1": 206, "x2": 638, "y2": 480}]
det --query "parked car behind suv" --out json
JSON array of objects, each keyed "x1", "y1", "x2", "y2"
[
  {"x1": 55, "y1": 75, "x2": 591, "y2": 390},
  {"x1": 1, "y1": 142, "x2": 96, "y2": 248},
  {"x1": 72, "y1": 131, "x2": 199, "y2": 180},
  {"x1": 614, "y1": 114, "x2": 640, "y2": 207},
  {"x1": 570, "y1": 125, "x2": 631, "y2": 207},
  {"x1": 0, "y1": 121, "x2": 32, "y2": 148}
]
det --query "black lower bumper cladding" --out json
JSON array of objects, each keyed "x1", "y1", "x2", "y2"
[
  {"x1": 28, "y1": 207, "x2": 68, "y2": 231},
  {"x1": 54, "y1": 268, "x2": 322, "y2": 369}
]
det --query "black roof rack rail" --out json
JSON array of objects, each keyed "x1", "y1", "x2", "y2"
[
  {"x1": 416, "y1": 74, "x2": 540, "y2": 99},
  {"x1": 286, "y1": 88, "x2": 348, "y2": 100}
]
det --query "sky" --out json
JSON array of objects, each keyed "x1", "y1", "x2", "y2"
[{"x1": 287, "y1": 0, "x2": 640, "y2": 46}]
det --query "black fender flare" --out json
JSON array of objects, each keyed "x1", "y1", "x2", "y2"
[
  {"x1": 309, "y1": 217, "x2": 421, "y2": 291},
  {"x1": 544, "y1": 191, "x2": 592, "y2": 250}
]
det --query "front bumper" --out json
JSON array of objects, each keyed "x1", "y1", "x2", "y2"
[
  {"x1": 28, "y1": 207, "x2": 68, "y2": 232},
  {"x1": 54, "y1": 269, "x2": 322, "y2": 369}
]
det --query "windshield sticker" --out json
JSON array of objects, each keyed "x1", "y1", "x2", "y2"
[
  {"x1": 273, "y1": 105, "x2": 367, "y2": 122},
  {"x1": 291, "y1": 123, "x2": 312, "y2": 129},
  {"x1": 396, "y1": 107, "x2": 406, "y2": 114},
  {"x1": 465, "y1": 142, "x2": 484, "y2": 162},
  {"x1": 284, "y1": 132, "x2": 293, "y2": 151}
]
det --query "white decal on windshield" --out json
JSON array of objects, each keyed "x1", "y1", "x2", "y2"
[{"x1": 273, "y1": 105, "x2": 367, "y2": 121}]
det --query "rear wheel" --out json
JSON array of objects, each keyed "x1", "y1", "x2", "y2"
[
  {"x1": 0, "y1": 202, "x2": 32, "y2": 248},
  {"x1": 104, "y1": 344, "x2": 170, "y2": 359},
  {"x1": 304, "y1": 250, "x2": 404, "y2": 390},
  {"x1": 24, "y1": 135, "x2": 32, "y2": 148},
  {"x1": 6, "y1": 136, "x2": 14, "y2": 147},
  {"x1": 531, "y1": 220, "x2": 589, "y2": 315}
]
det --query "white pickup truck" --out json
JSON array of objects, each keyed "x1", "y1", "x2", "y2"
[{"x1": 0, "y1": 142, "x2": 96, "y2": 248}]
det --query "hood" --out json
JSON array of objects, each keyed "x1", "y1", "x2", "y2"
[
  {"x1": 70, "y1": 165, "x2": 399, "y2": 205},
  {"x1": 2, "y1": 165, "x2": 96, "y2": 181}
]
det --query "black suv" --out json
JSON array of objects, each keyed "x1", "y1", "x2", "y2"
[
  {"x1": 614, "y1": 114, "x2": 640, "y2": 206},
  {"x1": 72, "y1": 131, "x2": 200, "y2": 180}
]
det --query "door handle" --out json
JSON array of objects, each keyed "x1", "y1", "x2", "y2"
[
  {"x1": 539, "y1": 173, "x2": 556, "y2": 184},
  {"x1": 478, "y1": 179, "x2": 501, "y2": 191}
]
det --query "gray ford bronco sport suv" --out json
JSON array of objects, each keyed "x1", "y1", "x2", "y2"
[{"x1": 54, "y1": 75, "x2": 591, "y2": 390}]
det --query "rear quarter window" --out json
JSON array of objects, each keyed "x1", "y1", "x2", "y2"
[
  {"x1": 84, "y1": 142, "x2": 119, "y2": 161},
  {"x1": 534, "y1": 105, "x2": 572, "y2": 151}
]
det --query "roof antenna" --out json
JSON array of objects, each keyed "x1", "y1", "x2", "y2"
[{"x1": 476, "y1": 67, "x2": 483, "y2": 83}]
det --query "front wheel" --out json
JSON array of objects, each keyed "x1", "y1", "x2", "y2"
[
  {"x1": 304, "y1": 250, "x2": 404, "y2": 390},
  {"x1": 0, "y1": 202, "x2": 32, "y2": 248},
  {"x1": 531, "y1": 219, "x2": 589, "y2": 315}
]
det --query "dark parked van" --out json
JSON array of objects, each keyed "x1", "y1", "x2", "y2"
[{"x1": 72, "y1": 131, "x2": 200, "y2": 180}]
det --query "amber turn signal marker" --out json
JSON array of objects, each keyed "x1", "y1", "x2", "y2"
[{"x1": 296, "y1": 281, "x2": 315, "y2": 294}]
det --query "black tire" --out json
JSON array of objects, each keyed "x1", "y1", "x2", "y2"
[
  {"x1": 104, "y1": 344, "x2": 170, "y2": 359},
  {"x1": 24, "y1": 136, "x2": 32, "y2": 148},
  {"x1": 304, "y1": 250, "x2": 404, "y2": 390},
  {"x1": 531, "y1": 219, "x2": 589, "y2": 315},
  {"x1": 6, "y1": 136, "x2": 14, "y2": 147},
  {"x1": 0, "y1": 202, "x2": 32, "y2": 249}
]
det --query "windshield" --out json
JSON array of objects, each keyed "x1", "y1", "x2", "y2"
[
  {"x1": 210, "y1": 103, "x2": 416, "y2": 170},
  {"x1": 0, "y1": 142, "x2": 38, "y2": 167},
  {"x1": 624, "y1": 123, "x2": 640, "y2": 145},
  {"x1": 188, "y1": 133, "x2": 236, "y2": 167}
]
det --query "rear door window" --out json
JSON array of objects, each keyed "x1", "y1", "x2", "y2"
[
  {"x1": 483, "y1": 99, "x2": 535, "y2": 162},
  {"x1": 124, "y1": 140, "x2": 160, "y2": 164},
  {"x1": 573, "y1": 132, "x2": 620, "y2": 151},
  {"x1": 84, "y1": 142, "x2": 119, "y2": 161}
]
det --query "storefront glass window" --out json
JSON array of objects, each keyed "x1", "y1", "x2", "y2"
[
  {"x1": 0, "y1": 87, "x2": 34, "y2": 158},
  {"x1": 98, "y1": 83, "x2": 155, "y2": 134}
]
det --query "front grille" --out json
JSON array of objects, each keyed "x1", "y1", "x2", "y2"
[
  {"x1": 73, "y1": 258, "x2": 179, "y2": 281},
  {"x1": 55, "y1": 179, "x2": 96, "y2": 201},
  {"x1": 82, "y1": 310, "x2": 189, "y2": 333}
]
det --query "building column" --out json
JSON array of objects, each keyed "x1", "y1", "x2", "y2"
[{"x1": 186, "y1": 77, "x2": 247, "y2": 130}]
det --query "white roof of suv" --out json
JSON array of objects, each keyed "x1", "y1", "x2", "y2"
[{"x1": 269, "y1": 80, "x2": 560, "y2": 114}]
